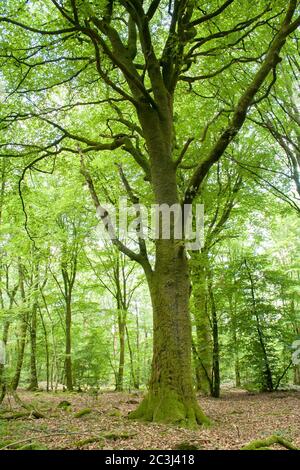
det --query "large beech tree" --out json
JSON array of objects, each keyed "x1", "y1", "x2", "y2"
[{"x1": 0, "y1": 0, "x2": 300, "y2": 425}]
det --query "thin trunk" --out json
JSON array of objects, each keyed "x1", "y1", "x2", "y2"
[
  {"x1": 41, "y1": 289, "x2": 58, "y2": 391},
  {"x1": 116, "y1": 311, "x2": 126, "y2": 391},
  {"x1": 0, "y1": 321, "x2": 9, "y2": 398},
  {"x1": 11, "y1": 316, "x2": 28, "y2": 390},
  {"x1": 0, "y1": 158, "x2": 6, "y2": 223},
  {"x1": 39, "y1": 307, "x2": 50, "y2": 392},
  {"x1": 65, "y1": 296, "x2": 73, "y2": 391},
  {"x1": 12, "y1": 264, "x2": 28, "y2": 391},
  {"x1": 294, "y1": 365, "x2": 300, "y2": 385},
  {"x1": 228, "y1": 292, "x2": 241, "y2": 388},
  {"x1": 191, "y1": 251, "x2": 212, "y2": 395},
  {"x1": 126, "y1": 325, "x2": 139, "y2": 390},
  {"x1": 0, "y1": 277, "x2": 18, "y2": 397},
  {"x1": 135, "y1": 306, "x2": 140, "y2": 389},
  {"x1": 61, "y1": 247, "x2": 76, "y2": 392},
  {"x1": 28, "y1": 265, "x2": 39, "y2": 390},
  {"x1": 28, "y1": 302, "x2": 38, "y2": 390},
  {"x1": 245, "y1": 260, "x2": 273, "y2": 391},
  {"x1": 208, "y1": 272, "x2": 220, "y2": 398}
]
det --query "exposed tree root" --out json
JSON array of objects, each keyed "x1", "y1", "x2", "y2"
[{"x1": 129, "y1": 390, "x2": 210, "y2": 428}]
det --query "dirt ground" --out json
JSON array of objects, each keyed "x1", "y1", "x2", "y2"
[{"x1": 0, "y1": 389, "x2": 299, "y2": 450}]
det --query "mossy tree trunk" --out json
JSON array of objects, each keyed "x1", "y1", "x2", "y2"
[
  {"x1": 130, "y1": 240, "x2": 209, "y2": 426},
  {"x1": 129, "y1": 108, "x2": 209, "y2": 425}
]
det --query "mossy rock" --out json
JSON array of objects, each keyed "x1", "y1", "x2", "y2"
[
  {"x1": 74, "y1": 437, "x2": 104, "y2": 448},
  {"x1": 57, "y1": 400, "x2": 72, "y2": 410},
  {"x1": 18, "y1": 442, "x2": 48, "y2": 450},
  {"x1": 108, "y1": 408, "x2": 122, "y2": 417},
  {"x1": 174, "y1": 441, "x2": 202, "y2": 450},
  {"x1": 74, "y1": 408, "x2": 92, "y2": 418}
]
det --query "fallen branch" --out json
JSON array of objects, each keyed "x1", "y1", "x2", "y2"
[
  {"x1": 241, "y1": 435, "x2": 299, "y2": 450},
  {"x1": 0, "y1": 409, "x2": 44, "y2": 420},
  {"x1": 0, "y1": 430, "x2": 98, "y2": 450}
]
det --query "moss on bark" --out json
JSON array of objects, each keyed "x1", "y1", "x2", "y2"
[{"x1": 129, "y1": 389, "x2": 210, "y2": 427}]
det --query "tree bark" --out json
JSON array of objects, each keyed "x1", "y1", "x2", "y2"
[
  {"x1": 11, "y1": 315, "x2": 27, "y2": 390},
  {"x1": 126, "y1": 122, "x2": 209, "y2": 423},
  {"x1": 65, "y1": 296, "x2": 73, "y2": 391},
  {"x1": 28, "y1": 264, "x2": 39, "y2": 391},
  {"x1": 116, "y1": 311, "x2": 126, "y2": 391},
  {"x1": 191, "y1": 251, "x2": 212, "y2": 395},
  {"x1": 294, "y1": 365, "x2": 300, "y2": 385},
  {"x1": 130, "y1": 240, "x2": 209, "y2": 426},
  {"x1": 244, "y1": 259, "x2": 273, "y2": 391},
  {"x1": 28, "y1": 301, "x2": 38, "y2": 390},
  {"x1": 228, "y1": 291, "x2": 241, "y2": 388},
  {"x1": 12, "y1": 264, "x2": 28, "y2": 391},
  {"x1": 207, "y1": 272, "x2": 220, "y2": 398}
]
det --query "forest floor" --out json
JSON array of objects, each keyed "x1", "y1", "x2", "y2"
[{"x1": 0, "y1": 388, "x2": 299, "y2": 450}]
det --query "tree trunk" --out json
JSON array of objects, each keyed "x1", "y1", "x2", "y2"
[
  {"x1": 245, "y1": 260, "x2": 273, "y2": 391},
  {"x1": 228, "y1": 292, "x2": 241, "y2": 388},
  {"x1": 135, "y1": 306, "x2": 141, "y2": 389},
  {"x1": 12, "y1": 263, "x2": 27, "y2": 391},
  {"x1": 130, "y1": 240, "x2": 209, "y2": 426},
  {"x1": 191, "y1": 252, "x2": 212, "y2": 395},
  {"x1": 128, "y1": 106, "x2": 209, "y2": 425},
  {"x1": 126, "y1": 324, "x2": 139, "y2": 390},
  {"x1": 28, "y1": 302, "x2": 38, "y2": 390},
  {"x1": 11, "y1": 315, "x2": 28, "y2": 390},
  {"x1": 65, "y1": 297, "x2": 73, "y2": 391},
  {"x1": 39, "y1": 307, "x2": 50, "y2": 392},
  {"x1": 0, "y1": 321, "x2": 10, "y2": 399},
  {"x1": 116, "y1": 311, "x2": 126, "y2": 391},
  {"x1": 294, "y1": 365, "x2": 300, "y2": 385},
  {"x1": 208, "y1": 273, "x2": 220, "y2": 398}
]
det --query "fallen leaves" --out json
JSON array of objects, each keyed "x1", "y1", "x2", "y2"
[{"x1": 0, "y1": 389, "x2": 299, "y2": 450}]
